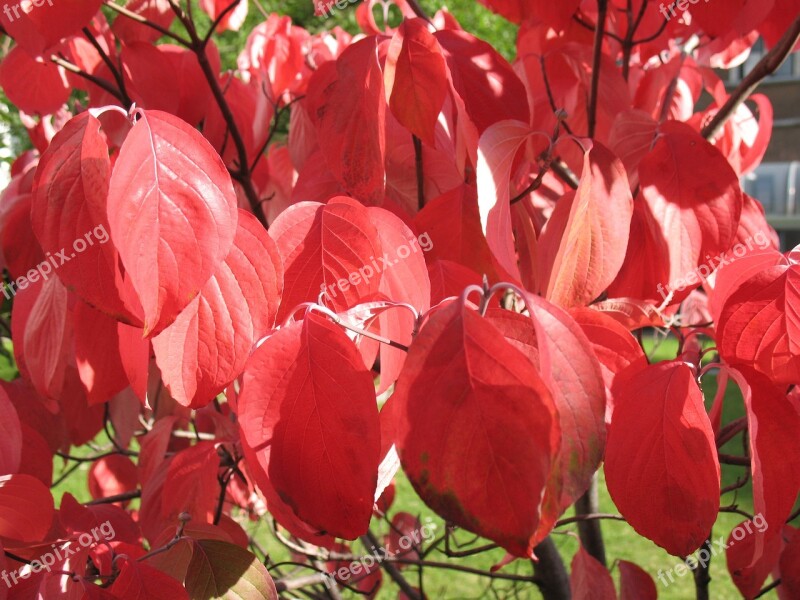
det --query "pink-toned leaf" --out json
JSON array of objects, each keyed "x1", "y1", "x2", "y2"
[
  {"x1": 107, "y1": 109, "x2": 239, "y2": 335},
  {"x1": 153, "y1": 210, "x2": 283, "y2": 408},
  {"x1": 570, "y1": 546, "x2": 616, "y2": 600}
]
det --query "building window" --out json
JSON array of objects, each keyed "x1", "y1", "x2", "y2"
[{"x1": 728, "y1": 38, "x2": 800, "y2": 84}]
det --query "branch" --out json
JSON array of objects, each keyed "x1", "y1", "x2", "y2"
[
  {"x1": 360, "y1": 530, "x2": 421, "y2": 600},
  {"x1": 574, "y1": 475, "x2": 606, "y2": 566},
  {"x1": 587, "y1": 0, "x2": 609, "y2": 138},
  {"x1": 86, "y1": 490, "x2": 142, "y2": 505},
  {"x1": 413, "y1": 134, "x2": 425, "y2": 210},
  {"x1": 532, "y1": 537, "x2": 570, "y2": 600},
  {"x1": 168, "y1": 1, "x2": 268, "y2": 228},
  {"x1": 702, "y1": 14, "x2": 800, "y2": 141},
  {"x1": 103, "y1": 1, "x2": 191, "y2": 46},
  {"x1": 50, "y1": 55, "x2": 126, "y2": 104},
  {"x1": 202, "y1": 0, "x2": 241, "y2": 47},
  {"x1": 692, "y1": 537, "x2": 712, "y2": 600},
  {"x1": 81, "y1": 27, "x2": 132, "y2": 107}
]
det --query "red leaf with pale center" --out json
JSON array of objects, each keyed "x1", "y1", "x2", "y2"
[
  {"x1": 239, "y1": 313, "x2": 381, "y2": 539},
  {"x1": 476, "y1": 119, "x2": 535, "y2": 280},
  {"x1": 153, "y1": 210, "x2": 283, "y2": 408},
  {"x1": 537, "y1": 143, "x2": 633, "y2": 308},
  {"x1": 107, "y1": 109, "x2": 239, "y2": 336},
  {"x1": 605, "y1": 360, "x2": 720, "y2": 556},
  {"x1": 394, "y1": 300, "x2": 560, "y2": 557}
]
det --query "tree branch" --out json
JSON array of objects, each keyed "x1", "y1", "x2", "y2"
[
  {"x1": 588, "y1": 0, "x2": 609, "y2": 138},
  {"x1": 702, "y1": 14, "x2": 800, "y2": 141}
]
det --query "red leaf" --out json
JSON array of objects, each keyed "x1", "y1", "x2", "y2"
[
  {"x1": 605, "y1": 360, "x2": 720, "y2": 556},
  {"x1": 435, "y1": 30, "x2": 530, "y2": 133},
  {"x1": 308, "y1": 37, "x2": 386, "y2": 204},
  {"x1": 121, "y1": 42, "x2": 181, "y2": 114},
  {"x1": 0, "y1": 46, "x2": 68, "y2": 115},
  {"x1": 394, "y1": 299, "x2": 560, "y2": 557},
  {"x1": 725, "y1": 518, "x2": 783, "y2": 599},
  {"x1": 88, "y1": 455, "x2": 139, "y2": 503},
  {"x1": 12, "y1": 276, "x2": 72, "y2": 399},
  {"x1": 74, "y1": 302, "x2": 129, "y2": 405},
  {"x1": 537, "y1": 143, "x2": 633, "y2": 308},
  {"x1": 152, "y1": 210, "x2": 283, "y2": 408},
  {"x1": 570, "y1": 546, "x2": 616, "y2": 600},
  {"x1": 569, "y1": 307, "x2": 647, "y2": 422},
  {"x1": 107, "y1": 109, "x2": 239, "y2": 335},
  {"x1": 367, "y1": 206, "x2": 431, "y2": 392},
  {"x1": 161, "y1": 442, "x2": 221, "y2": 525},
  {"x1": 199, "y1": 0, "x2": 248, "y2": 32},
  {"x1": 0, "y1": 387, "x2": 22, "y2": 475},
  {"x1": 476, "y1": 119, "x2": 535, "y2": 279},
  {"x1": 384, "y1": 19, "x2": 447, "y2": 146},
  {"x1": 270, "y1": 199, "x2": 382, "y2": 322},
  {"x1": 718, "y1": 263, "x2": 800, "y2": 384},
  {"x1": 413, "y1": 184, "x2": 499, "y2": 279},
  {"x1": 30, "y1": 112, "x2": 137, "y2": 322},
  {"x1": 639, "y1": 121, "x2": 743, "y2": 302},
  {"x1": 2, "y1": 0, "x2": 103, "y2": 55},
  {"x1": 779, "y1": 528, "x2": 800, "y2": 597},
  {"x1": 618, "y1": 560, "x2": 657, "y2": 600},
  {"x1": 523, "y1": 294, "x2": 606, "y2": 523},
  {"x1": 0, "y1": 473, "x2": 55, "y2": 544},
  {"x1": 109, "y1": 557, "x2": 188, "y2": 600},
  {"x1": 112, "y1": 0, "x2": 175, "y2": 45},
  {"x1": 239, "y1": 312, "x2": 381, "y2": 539},
  {"x1": 728, "y1": 368, "x2": 800, "y2": 559}
]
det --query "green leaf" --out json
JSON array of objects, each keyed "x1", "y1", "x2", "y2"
[{"x1": 184, "y1": 539, "x2": 278, "y2": 600}]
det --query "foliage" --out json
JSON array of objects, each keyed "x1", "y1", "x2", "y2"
[{"x1": 0, "y1": 0, "x2": 799, "y2": 599}]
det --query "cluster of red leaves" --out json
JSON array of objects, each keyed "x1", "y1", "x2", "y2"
[{"x1": 1, "y1": 0, "x2": 800, "y2": 598}]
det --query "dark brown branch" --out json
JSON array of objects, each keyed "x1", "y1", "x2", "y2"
[
  {"x1": 50, "y1": 55, "x2": 125, "y2": 104},
  {"x1": 203, "y1": 0, "x2": 241, "y2": 46},
  {"x1": 533, "y1": 537, "x2": 570, "y2": 600},
  {"x1": 413, "y1": 134, "x2": 425, "y2": 210},
  {"x1": 360, "y1": 530, "x2": 421, "y2": 600},
  {"x1": 702, "y1": 14, "x2": 800, "y2": 141},
  {"x1": 718, "y1": 453, "x2": 750, "y2": 466},
  {"x1": 555, "y1": 513, "x2": 626, "y2": 527},
  {"x1": 588, "y1": 0, "x2": 609, "y2": 138},
  {"x1": 692, "y1": 537, "x2": 712, "y2": 600},
  {"x1": 103, "y1": 1, "x2": 190, "y2": 46},
  {"x1": 82, "y1": 27, "x2": 132, "y2": 107},
  {"x1": 86, "y1": 490, "x2": 142, "y2": 505},
  {"x1": 574, "y1": 475, "x2": 606, "y2": 566},
  {"x1": 755, "y1": 579, "x2": 781, "y2": 598},
  {"x1": 167, "y1": 1, "x2": 268, "y2": 228},
  {"x1": 716, "y1": 416, "x2": 747, "y2": 448},
  {"x1": 551, "y1": 158, "x2": 580, "y2": 190}
]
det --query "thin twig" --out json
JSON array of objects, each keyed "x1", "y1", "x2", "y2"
[
  {"x1": 588, "y1": 0, "x2": 609, "y2": 138},
  {"x1": 701, "y1": 14, "x2": 800, "y2": 141}
]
